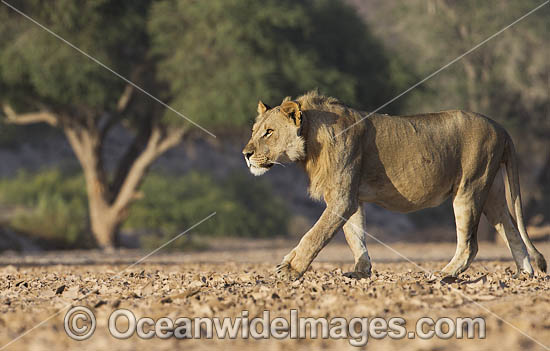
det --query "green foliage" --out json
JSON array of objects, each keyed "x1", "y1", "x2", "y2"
[
  {"x1": 124, "y1": 172, "x2": 290, "y2": 250},
  {"x1": 0, "y1": 169, "x2": 289, "y2": 249},
  {"x1": 0, "y1": 0, "x2": 150, "y2": 113},
  {"x1": 149, "y1": 0, "x2": 401, "y2": 128},
  {"x1": 366, "y1": 0, "x2": 548, "y2": 133},
  {"x1": 0, "y1": 169, "x2": 88, "y2": 247}
]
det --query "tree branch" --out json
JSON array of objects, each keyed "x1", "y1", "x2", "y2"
[
  {"x1": 64, "y1": 127, "x2": 86, "y2": 165},
  {"x1": 109, "y1": 117, "x2": 153, "y2": 199},
  {"x1": 157, "y1": 127, "x2": 185, "y2": 154},
  {"x1": 99, "y1": 84, "x2": 135, "y2": 141},
  {"x1": 117, "y1": 84, "x2": 134, "y2": 113},
  {"x1": 111, "y1": 126, "x2": 184, "y2": 214},
  {"x1": 111, "y1": 127, "x2": 161, "y2": 214},
  {"x1": 2, "y1": 104, "x2": 59, "y2": 126}
]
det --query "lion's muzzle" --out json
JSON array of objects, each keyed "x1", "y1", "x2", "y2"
[{"x1": 242, "y1": 147, "x2": 273, "y2": 176}]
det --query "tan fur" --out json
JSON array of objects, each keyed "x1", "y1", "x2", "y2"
[{"x1": 243, "y1": 91, "x2": 547, "y2": 280}]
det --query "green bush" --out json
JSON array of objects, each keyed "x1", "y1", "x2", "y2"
[
  {"x1": 0, "y1": 169, "x2": 290, "y2": 250},
  {"x1": 149, "y1": 0, "x2": 402, "y2": 129},
  {"x1": 124, "y1": 172, "x2": 290, "y2": 250},
  {"x1": 0, "y1": 169, "x2": 88, "y2": 247}
]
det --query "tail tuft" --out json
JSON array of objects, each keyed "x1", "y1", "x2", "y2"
[{"x1": 533, "y1": 251, "x2": 547, "y2": 273}]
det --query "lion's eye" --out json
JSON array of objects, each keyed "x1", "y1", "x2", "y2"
[{"x1": 264, "y1": 129, "x2": 273, "y2": 137}]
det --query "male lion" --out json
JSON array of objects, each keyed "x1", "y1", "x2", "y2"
[{"x1": 242, "y1": 91, "x2": 547, "y2": 280}]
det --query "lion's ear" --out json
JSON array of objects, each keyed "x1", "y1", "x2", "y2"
[
  {"x1": 282, "y1": 96, "x2": 292, "y2": 103},
  {"x1": 280, "y1": 100, "x2": 302, "y2": 128},
  {"x1": 257, "y1": 101, "x2": 270, "y2": 115}
]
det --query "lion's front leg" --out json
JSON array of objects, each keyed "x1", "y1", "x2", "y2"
[
  {"x1": 342, "y1": 205, "x2": 372, "y2": 279},
  {"x1": 276, "y1": 202, "x2": 357, "y2": 280}
]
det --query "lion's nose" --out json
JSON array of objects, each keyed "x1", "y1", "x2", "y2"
[{"x1": 244, "y1": 151, "x2": 254, "y2": 160}]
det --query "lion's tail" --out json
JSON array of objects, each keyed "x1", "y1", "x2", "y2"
[{"x1": 503, "y1": 134, "x2": 547, "y2": 273}]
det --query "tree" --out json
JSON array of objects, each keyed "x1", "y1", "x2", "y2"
[
  {"x1": 148, "y1": 0, "x2": 402, "y2": 128},
  {"x1": 1, "y1": 0, "x2": 400, "y2": 248},
  {"x1": 0, "y1": 0, "x2": 185, "y2": 249}
]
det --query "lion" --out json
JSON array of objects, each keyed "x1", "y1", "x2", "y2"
[{"x1": 242, "y1": 91, "x2": 547, "y2": 280}]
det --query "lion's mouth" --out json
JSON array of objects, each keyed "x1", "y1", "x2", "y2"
[
  {"x1": 254, "y1": 162, "x2": 274, "y2": 170},
  {"x1": 245, "y1": 158, "x2": 273, "y2": 169},
  {"x1": 248, "y1": 162, "x2": 273, "y2": 176}
]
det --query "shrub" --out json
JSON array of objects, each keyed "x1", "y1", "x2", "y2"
[
  {"x1": 0, "y1": 169, "x2": 88, "y2": 248},
  {"x1": 124, "y1": 172, "x2": 290, "y2": 250},
  {"x1": 0, "y1": 169, "x2": 290, "y2": 250}
]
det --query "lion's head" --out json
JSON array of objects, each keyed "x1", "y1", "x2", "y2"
[{"x1": 242, "y1": 98, "x2": 306, "y2": 176}]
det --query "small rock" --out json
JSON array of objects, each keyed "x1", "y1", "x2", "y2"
[
  {"x1": 55, "y1": 285, "x2": 66, "y2": 295},
  {"x1": 94, "y1": 300, "x2": 107, "y2": 308}
]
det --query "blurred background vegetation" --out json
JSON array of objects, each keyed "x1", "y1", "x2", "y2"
[
  {"x1": 0, "y1": 169, "x2": 288, "y2": 250},
  {"x1": 0, "y1": 0, "x2": 548, "y2": 251}
]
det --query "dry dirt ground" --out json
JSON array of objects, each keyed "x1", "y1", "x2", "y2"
[{"x1": 0, "y1": 241, "x2": 549, "y2": 351}]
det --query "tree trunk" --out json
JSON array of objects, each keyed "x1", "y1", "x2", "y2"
[
  {"x1": 64, "y1": 124, "x2": 185, "y2": 249},
  {"x1": 89, "y1": 198, "x2": 119, "y2": 249},
  {"x1": 64, "y1": 126, "x2": 117, "y2": 249},
  {"x1": 2, "y1": 102, "x2": 185, "y2": 249}
]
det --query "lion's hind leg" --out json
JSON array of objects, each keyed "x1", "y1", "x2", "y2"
[
  {"x1": 442, "y1": 192, "x2": 483, "y2": 276},
  {"x1": 342, "y1": 204, "x2": 372, "y2": 278},
  {"x1": 483, "y1": 171, "x2": 533, "y2": 275}
]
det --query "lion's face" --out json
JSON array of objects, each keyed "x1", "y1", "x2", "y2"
[{"x1": 242, "y1": 100, "x2": 306, "y2": 176}]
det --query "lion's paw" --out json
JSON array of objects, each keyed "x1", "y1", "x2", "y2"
[
  {"x1": 275, "y1": 262, "x2": 303, "y2": 281},
  {"x1": 511, "y1": 270, "x2": 533, "y2": 280}
]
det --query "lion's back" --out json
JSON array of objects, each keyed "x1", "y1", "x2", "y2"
[
  {"x1": 367, "y1": 110, "x2": 505, "y2": 154},
  {"x1": 359, "y1": 110, "x2": 507, "y2": 211}
]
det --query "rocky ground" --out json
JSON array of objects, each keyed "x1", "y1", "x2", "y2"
[{"x1": 0, "y1": 241, "x2": 549, "y2": 351}]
